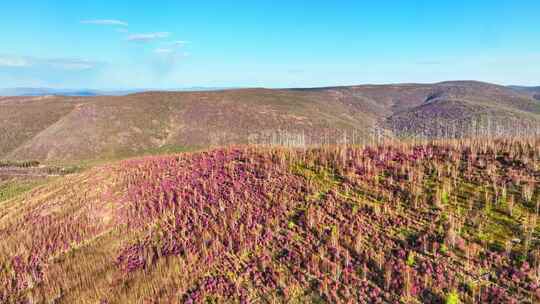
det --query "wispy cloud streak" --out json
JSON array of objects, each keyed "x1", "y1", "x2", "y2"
[
  {"x1": 0, "y1": 56, "x2": 31, "y2": 67},
  {"x1": 127, "y1": 32, "x2": 170, "y2": 42},
  {"x1": 0, "y1": 55, "x2": 100, "y2": 71},
  {"x1": 81, "y1": 19, "x2": 128, "y2": 26}
]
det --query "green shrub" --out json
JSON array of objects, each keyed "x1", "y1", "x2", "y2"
[
  {"x1": 441, "y1": 191, "x2": 450, "y2": 205},
  {"x1": 445, "y1": 290, "x2": 460, "y2": 304},
  {"x1": 406, "y1": 251, "x2": 416, "y2": 266}
]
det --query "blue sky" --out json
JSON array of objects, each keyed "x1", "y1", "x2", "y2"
[{"x1": 0, "y1": 0, "x2": 539, "y2": 89}]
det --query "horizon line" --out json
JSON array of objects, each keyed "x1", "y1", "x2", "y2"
[{"x1": 1, "y1": 80, "x2": 539, "y2": 93}]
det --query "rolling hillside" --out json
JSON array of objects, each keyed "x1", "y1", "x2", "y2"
[
  {"x1": 0, "y1": 139, "x2": 538, "y2": 303},
  {"x1": 510, "y1": 86, "x2": 540, "y2": 101},
  {"x1": 1, "y1": 81, "x2": 539, "y2": 162}
]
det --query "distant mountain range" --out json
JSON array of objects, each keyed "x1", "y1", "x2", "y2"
[
  {"x1": 0, "y1": 88, "x2": 131, "y2": 96},
  {"x1": 0, "y1": 87, "x2": 235, "y2": 97},
  {"x1": 509, "y1": 85, "x2": 540, "y2": 91},
  {"x1": 1, "y1": 85, "x2": 539, "y2": 97},
  {"x1": 509, "y1": 86, "x2": 540, "y2": 100}
]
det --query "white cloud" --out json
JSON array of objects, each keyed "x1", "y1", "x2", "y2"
[
  {"x1": 44, "y1": 58, "x2": 97, "y2": 70},
  {"x1": 0, "y1": 56, "x2": 31, "y2": 67},
  {"x1": 0, "y1": 55, "x2": 99, "y2": 71},
  {"x1": 81, "y1": 19, "x2": 128, "y2": 26},
  {"x1": 127, "y1": 32, "x2": 170, "y2": 42}
]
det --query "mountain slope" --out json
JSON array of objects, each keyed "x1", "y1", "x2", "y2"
[
  {"x1": 510, "y1": 86, "x2": 540, "y2": 101},
  {"x1": 1, "y1": 81, "x2": 539, "y2": 162},
  {"x1": 0, "y1": 140, "x2": 538, "y2": 303},
  {"x1": 3, "y1": 89, "x2": 384, "y2": 161},
  {"x1": 0, "y1": 96, "x2": 79, "y2": 157},
  {"x1": 386, "y1": 82, "x2": 540, "y2": 137}
]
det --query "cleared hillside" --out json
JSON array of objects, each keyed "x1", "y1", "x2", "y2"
[
  {"x1": 0, "y1": 138, "x2": 538, "y2": 303},
  {"x1": 1, "y1": 81, "x2": 539, "y2": 162}
]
